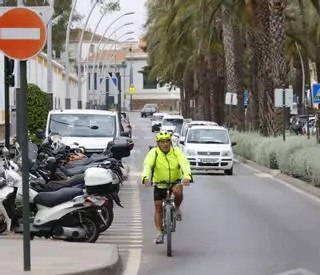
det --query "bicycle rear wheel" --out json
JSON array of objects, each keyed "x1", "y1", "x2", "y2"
[{"x1": 165, "y1": 204, "x2": 172, "y2": 257}]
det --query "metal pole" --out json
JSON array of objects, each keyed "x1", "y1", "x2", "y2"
[
  {"x1": 129, "y1": 45, "x2": 133, "y2": 111},
  {"x1": 20, "y1": 60, "x2": 31, "y2": 271},
  {"x1": 283, "y1": 86, "x2": 286, "y2": 142},
  {"x1": 93, "y1": 26, "x2": 133, "y2": 70},
  {"x1": 295, "y1": 42, "x2": 305, "y2": 114},
  {"x1": 307, "y1": 86, "x2": 311, "y2": 139},
  {"x1": 4, "y1": 56, "x2": 10, "y2": 150},
  {"x1": 47, "y1": 0, "x2": 54, "y2": 110},
  {"x1": 86, "y1": 12, "x2": 133, "y2": 104},
  {"x1": 77, "y1": 0, "x2": 99, "y2": 109},
  {"x1": 65, "y1": 0, "x2": 77, "y2": 109}
]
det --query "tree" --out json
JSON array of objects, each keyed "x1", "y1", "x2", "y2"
[{"x1": 27, "y1": 83, "x2": 50, "y2": 138}]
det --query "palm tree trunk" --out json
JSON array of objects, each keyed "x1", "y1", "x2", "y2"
[
  {"x1": 268, "y1": 0, "x2": 287, "y2": 136},
  {"x1": 183, "y1": 69, "x2": 193, "y2": 117},
  {"x1": 252, "y1": 0, "x2": 271, "y2": 136},
  {"x1": 222, "y1": 6, "x2": 245, "y2": 131}
]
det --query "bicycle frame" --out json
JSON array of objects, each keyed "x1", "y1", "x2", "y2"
[{"x1": 162, "y1": 187, "x2": 176, "y2": 234}]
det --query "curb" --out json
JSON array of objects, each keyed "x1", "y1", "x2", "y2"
[
  {"x1": 62, "y1": 248, "x2": 122, "y2": 275},
  {"x1": 235, "y1": 155, "x2": 320, "y2": 200}
]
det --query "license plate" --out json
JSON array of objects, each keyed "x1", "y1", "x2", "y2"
[{"x1": 199, "y1": 158, "x2": 218, "y2": 163}]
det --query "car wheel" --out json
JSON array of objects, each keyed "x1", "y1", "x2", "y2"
[{"x1": 224, "y1": 167, "x2": 233, "y2": 176}]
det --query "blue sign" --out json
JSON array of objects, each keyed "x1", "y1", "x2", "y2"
[
  {"x1": 243, "y1": 90, "x2": 249, "y2": 106},
  {"x1": 111, "y1": 76, "x2": 118, "y2": 87},
  {"x1": 312, "y1": 83, "x2": 320, "y2": 103}
]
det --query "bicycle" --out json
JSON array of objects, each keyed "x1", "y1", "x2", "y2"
[{"x1": 153, "y1": 181, "x2": 182, "y2": 257}]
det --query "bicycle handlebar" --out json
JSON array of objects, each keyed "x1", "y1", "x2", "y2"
[{"x1": 152, "y1": 180, "x2": 188, "y2": 187}]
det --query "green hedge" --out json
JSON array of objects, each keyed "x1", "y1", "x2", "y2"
[
  {"x1": 27, "y1": 83, "x2": 50, "y2": 142},
  {"x1": 229, "y1": 130, "x2": 320, "y2": 185}
]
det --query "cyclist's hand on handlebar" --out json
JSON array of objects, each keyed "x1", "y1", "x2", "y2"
[
  {"x1": 144, "y1": 179, "x2": 152, "y2": 187},
  {"x1": 181, "y1": 178, "x2": 190, "y2": 186}
]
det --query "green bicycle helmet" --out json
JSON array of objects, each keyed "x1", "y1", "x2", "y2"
[{"x1": 156, "y1": 130, "x2": 172, "y2": 142}]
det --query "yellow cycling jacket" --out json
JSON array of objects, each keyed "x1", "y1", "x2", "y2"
[{"x1": 141, "y1": 146, "x2": 192, "y2": 188}]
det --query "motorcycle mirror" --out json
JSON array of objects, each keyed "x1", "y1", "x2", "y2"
[
  {"x1": 2, "y1": 147, "x2": 9, "y2": 156},
  {"x1": 47, "y1": 157, "x2": 56, "y2": 164}
]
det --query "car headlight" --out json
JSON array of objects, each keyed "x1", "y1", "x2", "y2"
[
  {"x1": 186, "y1": 149, "x2": 196, "y2": 156},
  {"x1": 222, "y1": 150, "x2": 232, "y2": 157}
]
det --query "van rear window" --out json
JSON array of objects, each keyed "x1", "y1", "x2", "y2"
[{"x1": 48, "y1": 114, "x2": 116, "y2": 137}]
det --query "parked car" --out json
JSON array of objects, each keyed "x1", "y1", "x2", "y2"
[
  {"x1": 141, "y1": 103, "x2": 159, "y2": 117},
  {"x1": 160, "y1": 114, "x2": 184, "y2": 133},
  {"x1": 179, "y1": 125, "x2": 236, "y2": 175},
  {"x1": 44, "y1": 109, "x2": 131, "y2": 154},
  {"x1": 151, "y1": 112, "x2": 168, "y2": 132}
]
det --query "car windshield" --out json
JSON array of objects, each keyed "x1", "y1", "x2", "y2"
[
  {"x1": 48, "y1": 113, "x2": 116, "y2": 138},
  {"x1": 187, "y1": 129, "x2": 229, "y2": 144},
  {"x1": 162, "y1": 118, "x2": 183, "y2": 126}
]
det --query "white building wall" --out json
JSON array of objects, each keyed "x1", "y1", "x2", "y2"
[
  {"x1": 130, "y1": 58, "x2": 180, "y2": 100},
  {"x1": 0, "y1": 52, "x2": 86, "y2": 126}
]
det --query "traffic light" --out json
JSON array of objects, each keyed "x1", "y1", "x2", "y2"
[{"x1": 5, "y1": 57, "x2": 15, "y2": 87}]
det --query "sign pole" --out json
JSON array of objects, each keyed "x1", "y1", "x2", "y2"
[
  {"x1": 4, "y1": 56, "x2": 10, "y2": 149},
  {"x1": 19, "y1": 60, "x2": 31, "y2": 271},
  {"x1": 282, "y1": 86, "x2": 286, "y2": 142}
]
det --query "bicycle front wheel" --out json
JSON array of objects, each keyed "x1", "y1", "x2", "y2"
[{"x1": 165, "y1": 204, "x2": 172, "y2": 257}]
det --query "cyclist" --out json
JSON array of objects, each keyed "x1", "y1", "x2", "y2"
[{"x1": 141, "y1": 130, "x2": 192, "y2": 244}]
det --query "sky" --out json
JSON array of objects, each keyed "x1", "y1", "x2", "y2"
[{"x1": 76, "y1": 0, "x2": 147, "y2": 41}]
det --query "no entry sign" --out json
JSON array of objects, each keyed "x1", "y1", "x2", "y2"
[{"x1": 0, "y1": 7, "x2": 46, "y2": 60}]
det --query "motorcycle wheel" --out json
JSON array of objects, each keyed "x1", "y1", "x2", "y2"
[
  {"x1": 0, "y1": 214, "x2": 7, "y2": 234},
  {"x1": 99, "y1": 202, "x2": 114, "y2": 233},
  {"x1": 76, "y1": 212, "x2": 100, "y2": 243}
]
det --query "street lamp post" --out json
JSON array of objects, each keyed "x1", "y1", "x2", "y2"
[
  {"x1": 47, "y1": 0, "x2": 55, "y2": 110},
  {"x1": 85, "y1": 12, "x2": 134, "y2": 107},
  {"x1": 99, "y1": 36, "x2": 134, "y2": 110},
  {"x1": 90, "y1": 25, "x2": 133, "y2": 105},
  {"x1": 76, "y1": 0, "x2": 99, "y2": 109},
  {"x1": 65, "y1": 0, "x2": 77, "y2": 109},
  {"x1": 92, "y1": 23, "x2": 134, "y2": 70}
]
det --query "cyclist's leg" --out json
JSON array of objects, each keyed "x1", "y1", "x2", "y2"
[
  {"x1": 154, "y1": 187, "x2": 166, "y2": 243},
  {"x1": 172, "y1": 184, "x2": 183, "y2": 220}
]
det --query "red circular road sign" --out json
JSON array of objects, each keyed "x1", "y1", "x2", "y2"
[{"x1": 0, "y1": 7, "x2": 46, "y2": 60}]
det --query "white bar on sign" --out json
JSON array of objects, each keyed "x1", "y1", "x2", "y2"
[{"x1": 0, "y1": 28, "x2": 40, "y2": 40}]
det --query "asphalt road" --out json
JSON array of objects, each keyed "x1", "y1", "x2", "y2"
[{"x1": 125, "y1": 112, "x2": 320, "y2": 275}]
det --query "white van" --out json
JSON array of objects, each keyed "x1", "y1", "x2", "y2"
[{"x1": 45, "y1": 109, "x2": 126, "y2": 154}]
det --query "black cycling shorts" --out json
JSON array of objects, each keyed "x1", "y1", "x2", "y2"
[{"x1": 154, "y1": 184, "x2": 180, "y2": 201}]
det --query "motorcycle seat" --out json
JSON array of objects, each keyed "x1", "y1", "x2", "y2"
[
  {"x1": 34, "y1": 187, "x2": 83, "y2": 207},
  {"x1": 60, "y1": 161, "x2": 106, "y2": 177},
  {"x1": 47, "y1": 174, "x2": 85, "y2": 189},
  {"x1": 64, "y1": 154, "x2": 109, "y2": 168}
]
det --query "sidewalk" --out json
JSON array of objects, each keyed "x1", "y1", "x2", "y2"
[{"x1": 0, "y1": 239, "x2": 121, "y2": 275}]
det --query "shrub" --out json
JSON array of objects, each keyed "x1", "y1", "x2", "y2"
[
  {"x1": 27, "y1": 84, "x2": 50, "y2": 142},
  {"x1": 230, "y1": 130, "x2": 320, "y2": 185}
]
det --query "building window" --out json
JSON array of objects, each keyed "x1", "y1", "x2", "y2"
[
  {"x1": 143, "y1": 72, "x2": 157, "y2": 89},
  {"x1": 94, "y1": 72, "x2": 97, "y2": 90}
]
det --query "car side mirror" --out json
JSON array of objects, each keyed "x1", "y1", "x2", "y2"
[
  {"x1": 35, "y1": 129, "x2": 46, "y2": 139},
  {"x1": 231, "y1": 142, "x2": 237, "y2": 146}
]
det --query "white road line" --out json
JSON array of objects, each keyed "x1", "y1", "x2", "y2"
[
  {"x1": 0, "y1": 28, "x2": 40, "y2": 40},
  {"x1": 275, "y1": 269, "x2": 316, "y2": 275},
  {"x1": 240, "y1": 162, "x2": 320, "y2": 205},
  {"x1": 121, "y1": 249, "x2": 142, "y2": 275},
  {"x1": 103, "y1": 235, "x2": 143, "y2": 239}
]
